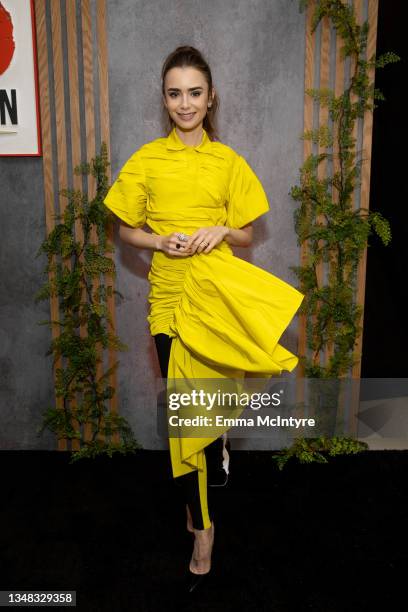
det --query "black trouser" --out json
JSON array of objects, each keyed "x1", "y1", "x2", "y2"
[{"x1": 154, "y1": 333, "x2": 230, "y2": 530}]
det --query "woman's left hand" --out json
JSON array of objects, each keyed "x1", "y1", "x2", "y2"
[{"x1": 184, "y1": 226, "x2": 230, "y2": 255}]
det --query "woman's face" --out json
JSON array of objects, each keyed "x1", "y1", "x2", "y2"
[{"x1": 163, "y1": 66, "x2": 214, "y2": 132}]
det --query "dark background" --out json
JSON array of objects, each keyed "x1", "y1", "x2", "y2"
[{"x1": 362, "y1": 0, "x2": 406, "y2": 377}]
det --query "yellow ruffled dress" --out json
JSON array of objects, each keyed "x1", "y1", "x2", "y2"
[{"x1": 104, "y1": 126, "x2": 304, "y2": 479}]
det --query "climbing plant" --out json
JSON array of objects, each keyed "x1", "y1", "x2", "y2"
[
  {"x1": 35, "y1": 142, "x2": 139, "y2": 462},
  {"x1": 274, "y1": 0, "x2": 400, "y2": 469}
]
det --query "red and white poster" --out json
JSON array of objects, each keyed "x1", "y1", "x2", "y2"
[{"x1": 0, "y1": 0, "x2": 41, "y2": 156}]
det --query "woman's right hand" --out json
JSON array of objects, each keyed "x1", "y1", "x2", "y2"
[{"x1": 156, "y1": 233, "x2": 193, "y2": 257}]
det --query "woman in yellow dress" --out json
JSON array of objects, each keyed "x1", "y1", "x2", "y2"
[{"x1": 103, "y1": 45, "x2": 304, "y2": 591}]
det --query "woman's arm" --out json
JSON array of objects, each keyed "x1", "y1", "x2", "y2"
[
  {"x1": 118, "y1": 222, "x2": 191, "y2": 257},
  {"x1": 224, "y1": 223, "x2": 253, "y2": 248},
  {"x1": 118, "y1": 221, "x2": 253, "y2": 255},
  {"x1": 185, "y1": 223, "x2": 254, "y2": 255},
  {"x1": 119, "y1": 222, "x2": 161, "y2": 250}
]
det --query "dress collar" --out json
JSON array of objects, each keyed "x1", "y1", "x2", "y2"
[{"x1": 166, "y1": 126, "x2": 212, "y2": 152}]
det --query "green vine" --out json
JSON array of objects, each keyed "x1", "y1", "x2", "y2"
[
  {"x1": 274, "y1": 0, "x2": 400, "y2": 470},
  {"x1": 35, "y1": 143, "x2": 139, "y2": 462}
]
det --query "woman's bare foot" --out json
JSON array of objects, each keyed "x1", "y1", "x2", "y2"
[
  {"x1": 186, "y1": 504, "x2": 194, "y2": 533},
  {"x1": 189, "y1": 521, "x2": 215, "y2": 575}
]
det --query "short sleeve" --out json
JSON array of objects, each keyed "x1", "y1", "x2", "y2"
[
  {"x1": 103, "y1": 150, "x2": 148, "y2": 228},
  {"x1": 226, "y1": 154, "x2": 270, "y2": 228}
]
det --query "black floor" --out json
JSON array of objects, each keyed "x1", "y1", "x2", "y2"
[{"x1": 0, "y1": 449, "x2": 406, "y2": 611}]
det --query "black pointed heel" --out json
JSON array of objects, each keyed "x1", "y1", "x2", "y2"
[{"x1": 185, "y1": 569, "x2": 211, "y2": 594}]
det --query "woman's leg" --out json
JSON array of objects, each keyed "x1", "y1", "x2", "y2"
[
  {"x1": 174, "y1": 452, "x2": 212, "y2": 529},
  {"x1": 154, "y1": 333, "x2": 173, "y2": 379},
  {"x1": 153, "y1": 333, "x2": 229, "y2": 529}
]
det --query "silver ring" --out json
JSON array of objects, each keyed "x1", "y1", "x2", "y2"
[{"x1": 176, "y1": 232, "x2": 188, "y2": 242}]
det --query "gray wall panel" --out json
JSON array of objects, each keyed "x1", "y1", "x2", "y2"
[{"x1": 0, "y1": 158, "x2": 55, "y2": 449}]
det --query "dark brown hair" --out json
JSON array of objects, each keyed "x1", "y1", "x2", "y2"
[{"x1": 161, "y1": 46, "x2": 220, "y2": 141}]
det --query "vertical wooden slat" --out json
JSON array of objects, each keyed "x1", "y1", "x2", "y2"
[
  {"x1": 327, "y1": 4, "x2": 347, "y2": 369},
  {"x1": 345, "y1": 0, "x2": 364, "y2": 436},
  {"x1": 317, "y1": 16, "x2": 331, "y2": 369},
  {"x1": 298, "y1": 0, "x2": 316, "y2": 380},
  {"x1": 50, "y1": 0, "x2": 71, "y2": 447},
  {"x1": 66, "y1": 2, "x2": 81, "y2": 180},
  {"x1": 350, "y1": 0, "x2": 363, "y2": 222},
  {"x1": 50, "y1": 1, "x2": 68, "y2": 213},
  {"x1": 34, "y1": 0, "x2": 66, "y2": 450},
  {"x1": 66, "y1": 0, "x2": 82, "y2": 451},
  {"x1": 97, "y1": 0, "x2": 111, "y2": 164},
  {"x1": 350, "y1": 0, "x2": 363, "y2": 154},
  {"x1": 34, "y1": 1, "x2": 53, "y2": 252},
  {"x1": 296, "y1": 1, "x2": 316, "y2": 423},
  {"x1": 81, "y1": 0, "x2": 96, "y2": 166},
  {"x1": 81, "y1": 0, "x2": 101, "y2": 443},
  {"x1": 332, "y1": 5, "x2": 347, "y2": 433},
  {"x1": 97, "y1": 0, "x2": 119, "y2": 443}
]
